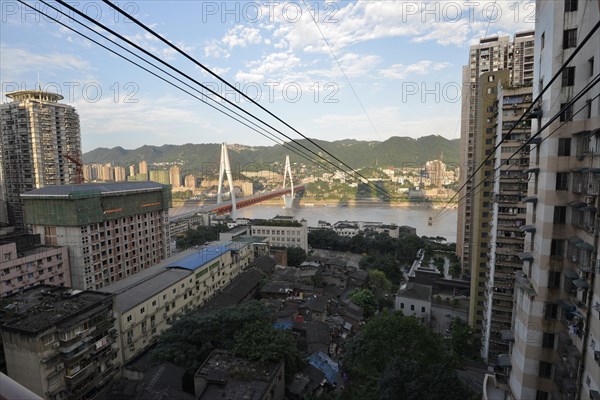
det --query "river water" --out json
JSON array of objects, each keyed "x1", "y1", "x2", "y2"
[{"x1": 229, "y1": 204, "x2": 458, "y2": 243}]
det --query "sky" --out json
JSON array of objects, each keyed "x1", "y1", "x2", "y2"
[{"x1": 1, "y1": 0, "x2": 535, "y2": 152}]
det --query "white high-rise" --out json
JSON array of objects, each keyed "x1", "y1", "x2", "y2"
[{"x1": 0, "y1": 90, "x2": 82, "y2": 228}]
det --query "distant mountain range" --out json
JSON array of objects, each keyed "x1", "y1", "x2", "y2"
[{"x1": 83, "y1": 135, "x2": 460, "y2": 174}]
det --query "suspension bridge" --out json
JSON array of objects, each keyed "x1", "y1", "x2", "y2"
[{"x1": 170, "y1": 143, "x2": 304, "y2": 219}]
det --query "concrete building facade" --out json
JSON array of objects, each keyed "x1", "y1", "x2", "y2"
[
  {"x1": 0, "y1": 90, "x2": 82, "y2": 228},
  {"x1": 21, "y1": 182, "x2": 172, "y2": 291},
  {"x1": 485, "y1": 2, "x2": 600, "y2": 400},
  {"x1": 458, "y1": 32, "x2": 535, "y2": 337},
  {"x1": 251, "y1": 217, "x2": 308, "y2": 252},
  {"x1": 0, "y1": 233, "x2": 71, "y2": 297},
  {"x1": 481, "y1": 84, "x2": 533, "y2": 364},
  {"x1": 103, "y1": 240, "x2": 256, "y2": 364},
  {"x1": 169, "y1": 165, "x2": 181, "y2": 188},
  {"x1": 457, "y1": 31, "x2": 535, "y2": 283},
  {"x1": 0, "y1": 286, "x2": 118, "y2": 400}
]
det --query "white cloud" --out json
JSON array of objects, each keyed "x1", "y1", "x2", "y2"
[
  {"x1": 204, "y1": 39, "x2": 230, "y2": 58},
  {"x1": 222, "y1": 26, "x2": 262, "y2": 48},
  {"x1": 0, "y1": 47, "x2": 92, "y2": 79},
  {"x1": 379, "y1": 61, "x2": 451, "y2": 80}
]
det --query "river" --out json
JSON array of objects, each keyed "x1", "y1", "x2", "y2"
[{"x1": 228, "y1": 204, "x2": 458, "y2": 242}]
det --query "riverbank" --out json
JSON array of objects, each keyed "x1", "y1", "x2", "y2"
[{"x1": 172, "y1": 198, "x2": 458, "y2": 209}]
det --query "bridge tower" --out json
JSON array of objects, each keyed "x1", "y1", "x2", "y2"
[
  {"x1": 282, "y1": 155, "x2": 294, "y2": 208},
  {"x1": 217, "y1": 143, "x2": 237, "y2": 217}
]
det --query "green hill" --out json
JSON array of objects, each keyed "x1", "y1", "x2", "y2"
[{"x1": 83, "y1": 135, "x2": 460, "y2": 174}]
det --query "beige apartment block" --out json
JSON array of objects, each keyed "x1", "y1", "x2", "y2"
[
  {"x1": 457, "y1": 31, "x2": 534, "y2": 308},
  {"x1": 103, "y1": 240, "x2": 256, "y2": 364},
  {"x1": 22, "y1": 182, "x2": 172, "y2": 291}
]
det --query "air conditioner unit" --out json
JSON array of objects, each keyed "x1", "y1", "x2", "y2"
[
  {"x1": 56, "y1": 364, "x2": 64, "y2": 372},
  {"x1": 585, "y1": 196, "x2": 594, "y2": 205}
]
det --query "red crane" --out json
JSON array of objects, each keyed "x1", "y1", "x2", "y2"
[{"x1": 63, "y1": 153, "x2": 84, "y2": 184}]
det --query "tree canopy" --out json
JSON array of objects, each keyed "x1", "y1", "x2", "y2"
[{"x1": 341, "y1": 311, "x2": 473, "y2": 400}]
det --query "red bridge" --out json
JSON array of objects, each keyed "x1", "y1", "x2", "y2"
[{"x1": 208, "y1": 185, "x2": 305, "y2": 215}]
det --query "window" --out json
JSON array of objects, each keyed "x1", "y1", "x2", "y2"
[
  {"x1": 550, "y1": 240, "x2": 565, "y2": 257},
  {"x1": 564, "y1": 0, "x2": 577, "y2": 12},
  {"x1": 586, "y1": 100, "x2": 592, "y2": 119},
  {"x1": 560, "y1": 103, "x2": 573, "y2": 121},
  {"x1": 554, "y1": 206, "x2": 567, "y2": 223},
  {"x1": 542, "y1": 332, "x2": 555, "y2": 348},
  {"x1": 541, "y1": 32, "x2": 545, "y2": 49},
  {"x1": 548, "y1": 271, "x2": 560, "y2": 289},
  {"x1": 558, "y1": 138, "x2": 571, "y2": 156},
  {"x1": 140, "y1": 307, "x2": 145, "y2": 314},
  {"x1": 152, "y1": 300, "x2": 157, "y2": 307},
  {"x1": 563, "y1": 29, "x2": 577, "y2": 49},
  {"x1": 544, "y1": 302, "x2": 558, "y2": 320},
  {"x1": 400, "y1": 303, "x2": 404, "y2": 309},
  {"x1": 536, "y1": 391, "x2": 549, "y2": 400},
  {"x1": 410, "y1": 304, "x2": 415, "y2": 311},
  {"x1": 556, "y1": 172, "x2": 569, "y2": 190},
  {"x1": 421, "y1": 306, "x2": 425, "y2": 313},
  {"x1": 589, "y1": 57, "x2": 595, "y2": 77},
  {"x1": 126, "y1": 315, "x2": 132, "y2": 322},
  {"x1": 562, "y1": 67, "x2": 575, "y2": 87},
  {"x1": 539, "y1": 361, "x2": 552, "y2": 378}
]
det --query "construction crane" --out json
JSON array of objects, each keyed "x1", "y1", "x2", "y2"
[{"x1": 63, "y1": 153, "x2": 84, "y2": 184}]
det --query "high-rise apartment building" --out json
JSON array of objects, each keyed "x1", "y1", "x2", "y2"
[
  {"x1": 138, "y1": 160, "x2": 148, "y2": 175},
  {"x1": 0, "y1": 90, "x2": 82, "y2": 228},
  {"x1": 184, "y1": 174, "x2": 196, "y2": 189},
  {"x1": 457, "y1": 31, "x2": 535, "y2": 335},
  {"x1": 425, "y1": 160, "x2": 447, "y2": 187},
  {"x1": 485, "y1": 2, "x2": 600, "y2": 399},
  {"x1": 169, "y1": 165, "x2": 181, "y2": 188},
  {"x1": 113, "y1": 166, "x2": 126, "y2": 182},
  {"x1": 21, "y1": 182, "x2": 172, "y2": 290},
  {"x1": 481, "y1": 82, "x2": 533, "y2": 364},
  {"x1": 149, "y1": 170, "x2": 170, "y2": 185}
]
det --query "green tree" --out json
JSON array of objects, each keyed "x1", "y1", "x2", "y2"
[
  {"x1": 447, "y1": 317, "x2": 480, "y2": 360},
  {"x1": 233, "y1": 320, "x2": 305, "y2": 380},
  {"x1": 349, "y1": 288, "x2": 377, "y2": 318},
  {"x1": 378, "y1": 356, "x2": 474, "y2": 400},
  {"x1": 367, "y1": 269, "x2": 392, "y2": 299},
  {"x1": 151, "y1": 301, "x2": 273, "y2": 373},
  {"x1": 341, "y1": 311, "x2": 454, "y2": 400},
  {"x1": 286, "y1": 247, "x2": 306, "y2": 267}
]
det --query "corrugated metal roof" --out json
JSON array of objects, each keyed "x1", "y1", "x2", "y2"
[
  {"x1": 167, "y1": 246, "x2": 230, "y2": 271},
  {"x1": 21, "y1": 182, "x2": 166, "y2": 197}
]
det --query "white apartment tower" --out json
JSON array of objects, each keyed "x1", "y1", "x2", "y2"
[
  {"x1": 495, "y1": 1, "x2": 600, "y2": 400},
  {"x1": 0, "y1": 90, "x2": 82, "y2": 228}
]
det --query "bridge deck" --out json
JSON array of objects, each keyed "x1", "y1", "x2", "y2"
[{"x1": 170, "y1": 185, "x2": 305, "y2": 219}]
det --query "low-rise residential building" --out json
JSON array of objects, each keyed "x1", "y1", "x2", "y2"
[
  {"x1": 194, "y1": 349, "x2": 285, "y2": 400},
  {"x1": 0, "y1": 286, "x2": 118, "y2": 400},
  {"x1": 22, "y1": 182, "x2": 172, "y2": 291},
  {"x1": 103, "y1": 241, "x2": 256, "y2": 364},
  {"x1": 395, "y1": 282, "x2": 432, "y2": 321},
  {"x1": 251, "y1": 216, "x2": 308, "y2": 252},
  {"x1": 0, "y1": 234, "x2": 70, "y2": 297}
]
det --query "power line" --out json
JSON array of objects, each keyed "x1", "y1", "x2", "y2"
[
  {"x1": 23, "y1": 0, "x2": 346, "y2": 182},
  {"x1": 300, "y1": 0, "x2": 383, "y2": 142},
  {"x1": 433, "y1": 75, "x2": 600, "y2": 223},
  {"x1": 434, "y1": 18, "x2": 600, "y2": 218},
  {"x1": 99, "y1": 0, "x2": 393, "y2": 199},
  {"x1": 433, "y1": 91, "x2": 600, "y2": 224}
]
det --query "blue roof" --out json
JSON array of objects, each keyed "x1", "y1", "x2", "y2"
[
  {"x1": 273, "y1": 321, "x2": 293, "y2": 330},
  {"x1": 307, "y1": 352, "x2": 340, "y2": 385},
  {"x1": 166, "y1": 246, "x2": 229, "y2": 271}
]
